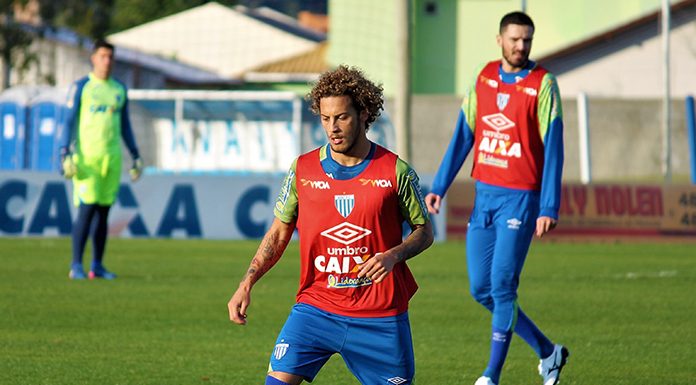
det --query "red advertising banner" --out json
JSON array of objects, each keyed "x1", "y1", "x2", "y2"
[{"x1": 446, "y1": 182, "x2": 696, "y2": 240}]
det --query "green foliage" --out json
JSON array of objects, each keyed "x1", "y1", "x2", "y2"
[
  {"x1": 0, "y1": 238, "x2": 694, "y2": 384},
  {"x1": 38, "y1": 0, "x2": 114, "y2": 38},
  {"x1": 38, "y1": 0, "x2": 239, "y2": 38},
  {"x1": 0, "y1": 1, "x2": 37, "y2": 88}
]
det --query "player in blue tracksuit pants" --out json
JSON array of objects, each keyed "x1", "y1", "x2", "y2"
[{"x1": 425, "y1": 12, "x2": 569, "y2": 385}]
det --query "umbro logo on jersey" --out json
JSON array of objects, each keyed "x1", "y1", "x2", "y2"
[
  {"x1": 321, "y1": 222, "x2": 372, "y2": 245},
  {"x1": 481, "y1": 113, "x2": 515, "y2": 132},
  {"x1": 300, "y1": 179, "x2": 330, "y2": 189}
]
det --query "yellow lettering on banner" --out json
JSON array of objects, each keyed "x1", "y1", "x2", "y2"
[{"x1": 447, "y1": 182, "x2": 696, "y2": 239}]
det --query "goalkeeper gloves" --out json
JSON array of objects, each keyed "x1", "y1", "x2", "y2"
[
  {"x1": 61, "y1": 153, "x2": 77, "y2": 179},
  {"x1": 129, "y1": 157, "x2": 144, "y2": 182}
]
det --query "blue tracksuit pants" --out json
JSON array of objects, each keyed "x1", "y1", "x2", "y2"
[{"x1": 466, "y1": 182, "x2": 538, "y2": 331}]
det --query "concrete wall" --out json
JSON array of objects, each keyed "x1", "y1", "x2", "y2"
[
  {"x1": 543, "y1": 5, "x2": 696, "y2": 99},
  {"x1": 393, "y1": 95, "x2": 693, "y2": 182}
]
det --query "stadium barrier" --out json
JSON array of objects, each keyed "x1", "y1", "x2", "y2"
[
  {"x1": 0, "y1": 87, "x2": 35, "y2": 170},
  {"x1": 446, "y1": 181, "x2": 696, "y2": 239},
  {"x1": 0, "y1": 171, "x2": 445, "y2": 241},
  {"x1": 0, "y1": 87, "x2": 397, "y2": 175}
]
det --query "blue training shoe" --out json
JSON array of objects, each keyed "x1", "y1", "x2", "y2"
[
  {"x1": 89, "y1": 266, "x2": 117, "y2": 280},
  {"x1": 69, "y1": 267, "x2": 87, "y2": 280}
]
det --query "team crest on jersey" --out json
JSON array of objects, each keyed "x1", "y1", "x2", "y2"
[
  {"x1": 334, "y1": 194, "x2": 355, "y2": 218},
  {"x1": 496, "y1": 93, "x2": 510, "y2": 110}
]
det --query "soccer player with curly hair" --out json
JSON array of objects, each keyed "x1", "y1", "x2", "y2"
[{"x1": 228, "y1": 65, "x2": 433, "y2": 385}]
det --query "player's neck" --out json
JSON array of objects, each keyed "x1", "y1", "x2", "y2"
[
  {"x1": 330, "y1": 138, "x2": 372, "y2": 167},
  {"x1": 91, "y1": 70, "x2": 110, "y2": 81},
  {"x1": 500, "y1": 59, "x2": 528, "y2": 74}
]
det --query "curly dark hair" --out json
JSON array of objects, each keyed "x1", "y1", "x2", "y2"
[{"x1": 307, "y1": 65, "x2": 384, "y2": 130}]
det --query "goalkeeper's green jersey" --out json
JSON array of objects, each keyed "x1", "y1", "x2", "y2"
[
  {"x1": 61, "y1": 72, "x2": 139, "y2": 160},
  {"x1": 60, "y1": 72, "x2": 140, "y2": 206}
]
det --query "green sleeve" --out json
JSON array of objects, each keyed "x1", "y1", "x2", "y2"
[
  {"x1": 462, "y1": 62, "x2": 486, "y2": 133},
  {"x1": 395, "y1": 158, "x2": 429, "y2": 227},
  {"x1": 537, "y1": 73, "x2": 563, "y2": 142},
  {"x1": 273, "y1": 158, "x2": 298, "y2": 223}
]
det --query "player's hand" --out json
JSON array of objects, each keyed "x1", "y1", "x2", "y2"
[
  {"x1": 129, "y1": 157, "x2": 144, "y2": 182},
  {"x1": 61, "y1": 155, "x2": 77, "y2": 179},
  {"x1": 536, "y1": 216, "x2": 557, "y2": 238},
  {"x1": 425, "y1": 193, "x2": 442, "y2": 214},
  {"x1": 228, "y1": 285, "x2": 251, "y2": 325},
  {"x1": 357, "y1": 252, "x2": 398, "y2": 283}
]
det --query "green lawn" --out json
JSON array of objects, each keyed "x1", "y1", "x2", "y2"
[{"x1": 0, "y1": 238, "x2": 694, "y2": 385}]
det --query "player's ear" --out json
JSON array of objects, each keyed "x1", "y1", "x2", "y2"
[
  {"x1": 359, "y1": 109, "x2": 369, "y2": 125},
  {"x1": 496, "y1": 33, "x2": 503, "y2": 47}
]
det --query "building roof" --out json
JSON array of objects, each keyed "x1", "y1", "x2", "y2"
[
  {"x1": 107, "y1": 2, "x2": 325, "y2": 80},
  {"x1": 244, "y1": 41, "x2": 329, "y2": 82},
  {"x1": 538, "y1": 0, "x2": 696, "y2": 73},
  {"x1": 20, "y1": 23, "x2": 234, "y2": 86},
  {"x1": 536, "y1": 0, "x2": 696, "y2": 98}
]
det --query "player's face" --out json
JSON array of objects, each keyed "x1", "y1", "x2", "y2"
[
  {"x1": 497, "y1": 23, "x2": 534, "y2": 72},
  {"x1": 91, "y1": 47, "x2": 114, "y2": 79},
  {"x1": 320, "y1": 95, "x2": 370, "y2": 165}
]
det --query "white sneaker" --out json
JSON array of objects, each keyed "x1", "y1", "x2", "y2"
[
  {"x1": 538, "y1": 344, "x2": 570, "y2": 385},
  {"x1": 474, "y1": 376, "x2": 496, "y2": 385}
]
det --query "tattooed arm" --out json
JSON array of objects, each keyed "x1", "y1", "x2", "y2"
[{"x1": 228, "y1": 217, "x2": 296, "y2": 325}]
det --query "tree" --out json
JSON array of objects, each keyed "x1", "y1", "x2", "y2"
[
  {"x1": 38, "y1": 0, "x2": 114, "y2": 39},
  {"x1": 0, "y1": 0, "x2": 36, "y2": 89}
]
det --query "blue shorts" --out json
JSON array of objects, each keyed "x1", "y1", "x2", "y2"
[{"x1": 269, "y1": 303, "x2": 415, "y2": 384}]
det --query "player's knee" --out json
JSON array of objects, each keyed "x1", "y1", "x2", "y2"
[
  {"x1": 491, "y1": 276, "x2": 519, "y2": 297},
  {"x1": 470, "y1": 286, "x2": 494, "y2": 310},
  {"x1": 491, "y1": 290, "x2": 518, "y2": 308},
  {"x1": 265, "y1": 374, "x2": 297, "y2": 385}
]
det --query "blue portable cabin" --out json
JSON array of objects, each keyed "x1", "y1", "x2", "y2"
[
  {"x1": 28, "y1": 87, "x2": 69, "y2": 172},
  {"x1": 0, "y1": 86, "x2": 40, "y2": 170}
]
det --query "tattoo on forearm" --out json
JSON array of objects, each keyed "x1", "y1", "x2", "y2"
[
  {"x1": 261, "y1": 232, "x2": 278, "y2": 262},
  {"x1": 242, "y1": 231, "x2": 288, "y2": 283},
  {"x1": 397, "y1": 225, "x2": 431, "y2": 262}
]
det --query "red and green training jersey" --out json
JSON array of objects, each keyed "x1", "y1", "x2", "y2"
[{"x1": 274, "y1": 144, "x2": 429, "y2": 317}]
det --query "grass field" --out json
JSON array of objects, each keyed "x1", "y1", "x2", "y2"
[{"x1": 1, "y1": 237, "x2": 694, "y2": 385}]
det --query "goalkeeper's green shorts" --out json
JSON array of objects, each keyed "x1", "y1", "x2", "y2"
[{"x1": 71, "y1": 153, "x2": 122, "y2": 206}]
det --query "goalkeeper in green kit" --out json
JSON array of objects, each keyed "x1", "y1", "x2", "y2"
[{"x1": 59, "y1": 40, "x2": 143, "y2": 280}]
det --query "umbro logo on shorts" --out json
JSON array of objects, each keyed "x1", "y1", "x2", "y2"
[
  {"x1": 507, "y1": 218, "x2": 522, "y2": 230},
  {"x1": 387, "y1": 377, "x2": 408, "y2": 384}
]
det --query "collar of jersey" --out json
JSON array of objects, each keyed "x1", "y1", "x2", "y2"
[
  {"x1": 88, "y1": 72, "x2": 110, "y2": 83},
  {"x1": 320, "y1": 142, "x2": 376, "y2": 180},
  {"x1": 498, "y1": 60, "x2": 536, "y2": 84}
]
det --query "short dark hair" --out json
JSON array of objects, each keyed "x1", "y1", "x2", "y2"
[
  {"x1": 307, "y1": 65, "x2": 384, "y2": 131},
  {"x1": 499, "y1": 11, "x2": 535, "y2": 33},
  {"x1": 92, "y1": 39, "x2": 114, "y2": 53}
]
